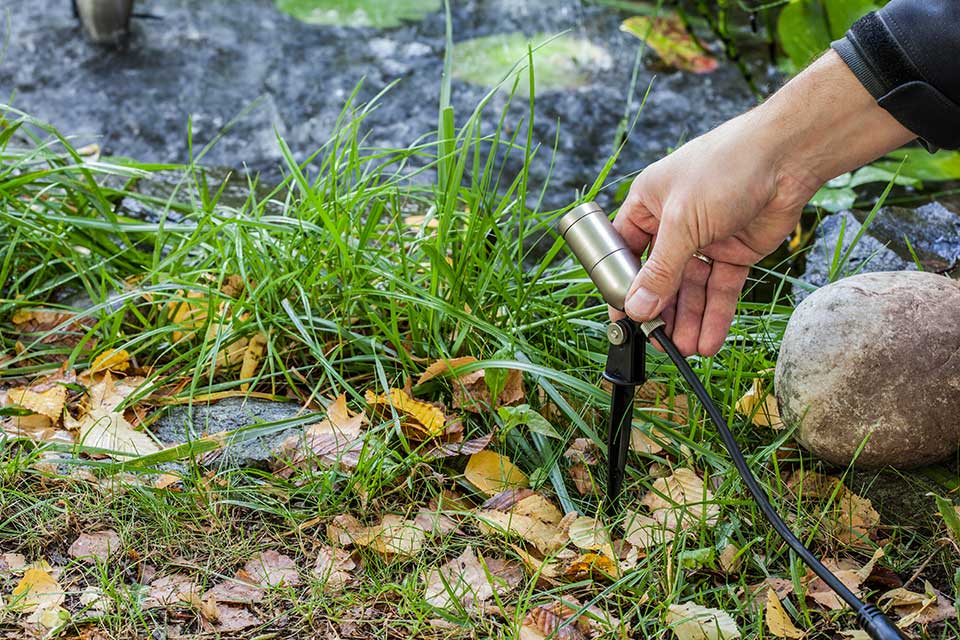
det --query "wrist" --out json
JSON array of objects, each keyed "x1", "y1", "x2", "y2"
[{"x1": 753, "y1": 50, "x2": 916, "y2": 188}]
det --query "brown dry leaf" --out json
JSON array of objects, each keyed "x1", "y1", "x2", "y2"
[
  {"x1": 736, "y1": 376, "x2": 783, "y2": 429},
  {"x1": 404, "y1": 214, "x2": 440, "y2": 229},
  {"x1": 765, "y1": 589, "x2": 804, "y2": 639},
  {"x1": 422, "y1": 433, "x2": 493, "y2": 460},
  {"x1": 313, "y1": 545, "x2": 356, "y2": 593},
  {"x1": 89, "y1": 349, "x2": 130, "y2": 376},
  {"x1": 520, "y1": 597, "x2": 624, "y2": 640},
  {"x1": 243, "y1": 550, "x2": 301, "y2": 587},
  {"x1": 213, "y1": 605, "x2": 261, "y2": 632},
  {"x1": 365, "y1": 387, "x2": 446, "y2": 440},
  {"x1": 464, "y1": 450, "x2": 528, "y2": 495},
  {"x1": 567, "y1": 516, "x2": 616, "y2": 561},
  {"x1": 239, "y1": 332, "x2": 268, "y2": 391},
  {"x1": 68, "y1": 530, "x2": 121, "y2": 563},
  {"x1": 423, "y1": 546, "x2": 521, "y2": 610},
  {"x1": 623, "y1": 510, "x2": 676, "y2": 550},
  {"x1": 474, "y1": 507, "x2": 568, "y2": 556},
  {"x1": 273, "y1": 394, "x2": 366, "y2": 476},
  {"x1": 453, "y1": 368, "x2": 526, "y2": 413},
  {"x1": 335, "y1": 515, "x2": 427, "y2": 557},
  {"x1": 417, "y1": 356, "x2": 483, "y2": 386},
  {"x1": 0, "y1": 553, "x2": 27, "y2": 572},
  {"x1": 413, "y1": 508, "x2": 460, "y2": 537},
  {"x1": 203, "y1": 575, "x2": 264, "y2": 605},
  {"x1": 833, "y1": 492, "x2": 880, "y2": 548},
  {"x1": 143, "y1": 574, "x2": 200, "y2": 609},
  {"x1": 568, "y1": 463, "x2": 596, "y2": 495},
  {"x1": 883, "y1": 580, "x2": 957, "y2": 628},
  {"x1": 563, "y1": 438, "x2": 600, "y2": 465},
  {"x1": 630, "y1": 425, "x2": 664, "y2": 455},
  {"x1": 665, "y1": 602, "x2": 741, "y2": 640},
  {"x1": 620, "y1": 15, "x2": 719, "y2": 73},
  {"x1": 718, "y1": 544, "x2": 741, "y2": 575},
  {"x1": 642, "y1": 468, "x2": 719, "y2": 529},
  {"x1": 746, "y1": 578, "x2": 795, "y2": 613},
  {"x1": 802, "y1": 552, "x2": 880, "y2": 611}
]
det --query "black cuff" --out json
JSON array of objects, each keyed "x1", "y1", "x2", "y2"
[{"x1": 832, "y1": 12, "x2": 960, "y2": 151}]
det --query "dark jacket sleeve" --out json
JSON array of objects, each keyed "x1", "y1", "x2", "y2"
[{"x1": 831, "y1": 0, "x2": 960, "y2": 150}]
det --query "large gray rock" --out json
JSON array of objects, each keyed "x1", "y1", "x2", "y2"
[
  {"x1": 796, "y1": 203, "x2": 960, "y2": 301},
  {"x1": 776, "y1": 271, "x2": 960, "y2": 468},
  {"x1": 152, "y1": 397, "x2": 309, "y2": 470}
]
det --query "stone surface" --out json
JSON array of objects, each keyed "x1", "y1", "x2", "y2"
[
  {"x1": 0, "y1": 0, "x2": 759, "y2": 211},
  {"x1": 796, "y1": 203, "x2": 960, "y2": 301},
  {"x1": 152, "y1": 397, "x2": 307, "y2": 470},
  {"x1": 776, "y1": 271, "x2": 960, "y2": 468}
]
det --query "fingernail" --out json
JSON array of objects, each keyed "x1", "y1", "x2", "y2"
[{"x1": 625, "y1": 287, "x2": 659, "y2": 319}]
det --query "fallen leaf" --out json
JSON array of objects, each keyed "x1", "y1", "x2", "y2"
[
  {"x1": 68, "y1": 530, "x2": 121, "y2": 563},
  {"x1": 520, "y1": 597, "x2": 624, "y2": 639},
  {"x1": 765, "y1": 589, "x2": 804, "y2": 639},
  {"x1": 642, "y1": 468, "x2": 719, "y2": 529},
  {"x1": 474, "y1": 509, "x2": 568, "y2": 556},
  {"x1": 0, "y1": 553, "x2": 27, "y2": 572},
  {"x1": 620, "y1": 15, "x2": 718, "y2": 73},
  {"x1": 404, "y1": 214, "x2": 440, "y2": 229},
  {"x1": 665, "y1": 602, "x2": 741, "y2": 640},
  {"x1": 273, "y1": 394, "x2": 366, "y2": 475},
  {"x1": 89, "y1": 349, "x2": 131, "y2": 376},
  {"x1": 313, "y1": 546, "x2": 356, "y2": 593},
  {"x1": 239, "y1": 332, "x2": 268, "y2": 391},
  {"x1": 423, "y1": 546, "x2": 521, "y2": 611},
  {"x1": 567, "y1": 516, "x2": 616, "y2": 561},
  {"x1": 718, "y1": 544, "x2": 741, "y2": 575},
  {"x1": 78, "y1": 585, "x2": 111, "y2": 614},
  {"x1": 561, "y1": 552, "x2": 619, "y2": 580},
  {"x1": 143, "y1": 574, "x2": 200, "y2": 609},
  {"x1": 568, "y1": 463, "x2": 596, "y2": 495},
  {"x1": 883, "y1": 580, "x2": 957, "y2": 627},
  {"x1": 214, "y1": 605, "x2": 262, "y2": 632},
  {"x1": 417, "y1": 356, "x2": 483, "y2": 386},
  {"x1": 623, "y1": 510, "x2": 676, "y2": 550},
  {"x1": 10, "y1": 566, "x2": 64, "y2": 612},
  {"x1": 243, "y1": 550, "x2": 301, "y2": 587},
  {"x1": 336, "y1": 515, "x2": 427, "y2": 558},
  {"x1": 77, "y1": 407, "x2": 161, "y2": 456},
  {"x1": 413, "y1": 508, "x2": 460, "y2": 537},
  {"x1": 421, "y1": 433, "x2": 493, "y2": 460},
  {"x1": 166, "y1": 290, "x2": 210, "y2": 342},
  {"x1": 736, "y1": 376, "x2": 783, "y2": 429},
  {"x1": 563, "y1": 438, "x2": 600, "y2": 465},
  {"x1": 453, "y1": 368, "x2": 525, "y2": 413},
  {"x1": 365, "y1": 387, "x2": 446, "y2": 440},
  {"x1": 3, "y1": 385, "x2": 66, "y2": 421},
  {"x1": 630, "y1": 424, "x2": 664, "y2": 454},
  {"x1": 464, "y1": 450, "x2": 528, "y2": 495},
  {"x1": 203, "y1": 576, "x2": 264, "y2": 605}
]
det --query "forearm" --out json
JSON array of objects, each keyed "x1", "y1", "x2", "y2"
[{"x1": 748, "y1": 49, "x2": 916, "y2": 189}]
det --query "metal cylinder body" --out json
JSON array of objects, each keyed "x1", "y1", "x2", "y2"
[
  {"x1": 76, "y1": 0, "x2": 134, "y2": 44},
  {"x1": 557, "y1": 202, "x2": 640, "y2": 310}
]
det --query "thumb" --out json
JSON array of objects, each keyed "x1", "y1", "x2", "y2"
[{"x1": 624, "y1": 216, "x2": 695, "y2": 320}]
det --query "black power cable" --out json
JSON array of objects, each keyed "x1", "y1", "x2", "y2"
[{"x1": 648, "y1": 326, "x2": 906, "y2": 640}]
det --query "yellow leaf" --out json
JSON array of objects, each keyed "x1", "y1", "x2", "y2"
[
  {"x1": 239, "y1": 332, "x2": 268, "y2": 391},
  {"x1": 10, "y1": 567, "x2": 64, "y2": 614},
  {"x1": 3, "y1": 385, "x2": 66, "y2": 420},
  {"x1": 166, "y1": 290, "x2": 209, "y2": 342},
  {"x1": 365, "y1": 388, "x2": 446, "y2": 440},
  {"x1": 336, "y1": 514, "x2": 426, "y2": 557},
  {"x1": 736, "y1": 377, "x2": 783, "y2": 429},
  {"x1": 562, "y1": 552, "x2": 619, "y2": 580},
  {"x1": 765, "y1": 590, "x2": 804, "y2": 639},
  {"x1": 464, "y1": 450, "x2": 528, "y2": 495},
  {"x1": 89, "y1": 349, "x2": 130, "y2": 375},
  {"x1": 416, "y1": 356, "x2": 482, "y2": 386}
]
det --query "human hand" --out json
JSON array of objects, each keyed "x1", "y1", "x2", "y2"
[{"x1": 613, "y1": 50, "x2": 916, "y2": 357}]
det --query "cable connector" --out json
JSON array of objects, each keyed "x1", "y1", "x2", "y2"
[{"x1": 639, "y1": 317, "x2": 665, "y2": 337}]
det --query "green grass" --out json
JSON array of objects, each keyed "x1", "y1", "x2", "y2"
[{"x1": 1, "y1": 35, "x2": 959, "y2": 640}]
